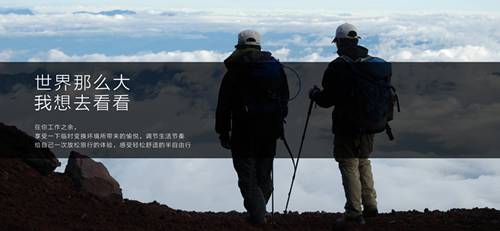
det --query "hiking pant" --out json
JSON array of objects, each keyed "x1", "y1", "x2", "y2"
[
  {"x1": 336, "y1": 158, "x2": 377, "y2": 218},
  {"x1": 232, "y1": 157, "x2": 274, "y2": 223}
]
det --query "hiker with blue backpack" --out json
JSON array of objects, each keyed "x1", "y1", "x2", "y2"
[
  {"x1": 216, "y1": 29, "x2": 289, "y2": 225},
  {"x1": 309, "y1": 23, "x2": 398, "y2": 227}
]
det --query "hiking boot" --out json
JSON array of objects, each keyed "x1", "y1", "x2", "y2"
[
  {"x1": 362, "y1": 207, "x2": 379, "y2": 218},
  {"x1": 334, "y1": 215, "x2": 366, "y2": 230},
  {"x1": 245, "y1": 214, "x2": 266, "y2": 225}
]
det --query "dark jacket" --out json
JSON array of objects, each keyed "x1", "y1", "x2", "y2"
[
  {"x1": 216, "y1": 47, "x2": 289, "y2": 156},
  {"x1": 313, "y1": 45, "x2": 375, "y2": 158}
]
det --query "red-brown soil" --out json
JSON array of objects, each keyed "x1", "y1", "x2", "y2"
[{"x1": 1, "y1": 158, "x2": 499, "y2": 231}]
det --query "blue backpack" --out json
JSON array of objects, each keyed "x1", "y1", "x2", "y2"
[
  {"x1": 341, "y1": 55, "x2": 400, "y2": 140},
  {"x1": 242, "y1": 58, "x2": 287, "y2": 118}
]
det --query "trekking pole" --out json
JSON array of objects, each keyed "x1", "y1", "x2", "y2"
[
  {"x1": 271, "y1": 164, "x2": 274, "y2": 217},
  {"x1": 281, "y1": 135, "x2": 296, "y2": 168},
  {"x1": 284, "y1": 98, "x2": 315, "y2": 213}
]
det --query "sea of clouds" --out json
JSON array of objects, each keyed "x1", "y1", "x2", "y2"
[
  {"x1": 1, "y1": 7, "x2": 500, "y2": 212},
  {"x1": 0, "y1": 9, "x2": 499, "y2": 61}
]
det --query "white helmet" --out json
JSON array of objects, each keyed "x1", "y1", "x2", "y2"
[
  {"x1": 333, "y1": 23, "x2": 361, "y2": 43},
  {"x1": 237, "y1": 29, "x2": 261, "y2": 46}
]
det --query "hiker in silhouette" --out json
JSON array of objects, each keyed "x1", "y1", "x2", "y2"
[
  {"x1": 216, "y1": 29, "x2": 289, "y2": 224},
  {"x1": 309, "y1": 23, "x2": 396, "y2": 227}
]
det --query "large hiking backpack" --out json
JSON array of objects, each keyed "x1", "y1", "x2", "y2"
[
  {"x1": 341, "y1": 55, "x2": 400, "y2": 140},
  {"x1": 234, "y1": 58, "x2": 288, "y2": 140},
  {"x1": 241, "y1": 58, "x2": 287, "y2": 118}
]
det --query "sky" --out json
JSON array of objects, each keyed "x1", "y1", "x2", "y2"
[
  {"x1": 1, "y1": 1, "x2": 500, "y2": 213},
  {"x1": 3, "y1": 0, "x2": 500, "y2": 13}
]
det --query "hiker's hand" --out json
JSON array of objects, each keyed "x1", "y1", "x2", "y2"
[
  {"x1": 309, "y1": 86, "x2": 321, "y2": 101},
  {"x1": 219, "y1": 132, "x2": 231, "y2": 150}
]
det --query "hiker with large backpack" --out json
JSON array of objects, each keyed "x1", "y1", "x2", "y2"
[
  {"x1": 216, "y1": 29, "x2": 289, "y2": 224},
  {"x1": 309, "y1": 23, "x2": 398, "y2": 227}
]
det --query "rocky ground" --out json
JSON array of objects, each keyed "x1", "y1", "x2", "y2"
[
  {"x1": 1, "y1": 122, "x2": 499, "y2": 231},
  {"x1": 1, "y1": 158, "x2": 500, "y2": 231}
]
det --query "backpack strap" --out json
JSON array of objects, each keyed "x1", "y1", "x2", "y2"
[
  {"x1": 339, "y1": 55, "x2": 378, "y2": 84},
  {"x1": 392, "y1": 86, "x2": 401, "y2": 112},
  {"x1": 340, "y1": 55, "x2": 354, "y2": 63},
  {"x1": 385, "y1": 124, "x2": 395, "y2": 140},
  {"x1": 340, "y1": 55, "x2": 372, "y2": 63}
]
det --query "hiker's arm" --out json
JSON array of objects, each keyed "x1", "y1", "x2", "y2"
[
  {"x1": 215, "y1": 72, "x2": 232, "y2": 135},
  {"x1": 312, "y1": 65, "x2": 338, "y2": 108}
]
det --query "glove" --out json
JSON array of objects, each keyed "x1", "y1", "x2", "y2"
[
  {"x1": 219, "y1": 132, "x2": 231, "y2": 150},
  {"x1": 309, "y1": 86, "x2": 321, "y2": 101}
]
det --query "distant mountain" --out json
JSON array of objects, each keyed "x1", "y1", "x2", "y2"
[
  {"x1": 0, "y1": 7, "x2": 34, "y2": 15},
  {"x1": 73, "y1": 9, "x2": 137, "y2": 16}
]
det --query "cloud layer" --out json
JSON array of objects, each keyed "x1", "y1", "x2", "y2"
[
  {"x1": 2, "y1": 8, "x2": 500, "y2": 212},
  {"x1": 28, "y1": 49, "x2": 230, "y2": 62},
  {"x1": 90, "y1": 158, "x2": 500, "y2": 212},
  {"x1": 1, "y1": 10, "x2": 499, "y2": 61}
]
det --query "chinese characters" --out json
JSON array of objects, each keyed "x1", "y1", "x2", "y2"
[
  {"x1": 34, "y1": 74, "x2": 131, "y2": 112},
  {"x1": 33, "y1": 123, "x2": 192, "y2": 150}
]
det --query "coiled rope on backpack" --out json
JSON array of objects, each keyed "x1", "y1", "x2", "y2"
[{"x1": 282, "y1": 64, "x2": 301, "y2": 102}]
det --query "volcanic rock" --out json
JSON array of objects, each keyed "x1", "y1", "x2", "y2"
[
  {"x1": 0, "y1": 122, "x2": 60, "y2": 175},
  {"x1": 64, "y1": 151, "x2": 122, "y2": 199}
]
